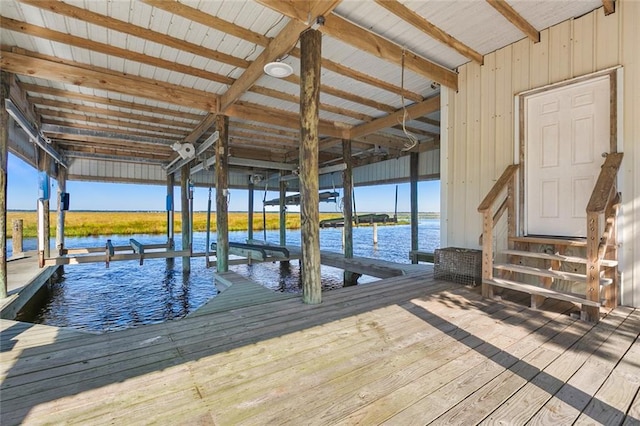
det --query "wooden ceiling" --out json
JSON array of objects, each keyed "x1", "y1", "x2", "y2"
[{"x1": 0, "y1": 0, "x2": 610, "y2": 175}]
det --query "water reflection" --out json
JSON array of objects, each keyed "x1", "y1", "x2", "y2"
[{"x1": 19, "y1": 221, "x2": 439, "y2": 333}]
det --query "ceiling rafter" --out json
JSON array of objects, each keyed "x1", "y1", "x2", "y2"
[
  {"x1": 374, "y1": 0, "x2": 484, "y2": 65},
  {"x1": 20, "y1": 83, "x2": 205, "y2": 122},
  {"x1": 602, "y1": 0, "x2": 615, "y2": 15},
  {"x1": 257, "y1": 0, "x2": 457, "y2": 89},
  {"x1": 2, "y1": 17, "x2": 235, "y2": 86},
  {"x1": 42, "y1": 118, "x2": 183, "y2": 142},
  {"x1": 226, "y1": 101, "x2": 344, "y2": 138},
  {"x1": 319, "y1": 14, "x2": 458, "y2": 90},
  {"x1": 1, "y1": 49, "x2": 218, "y2": 111},
  {"x1": 145, "y1": 0, "x2": 422, "y2": 103},
  {"x1": 30, "y1": 97, "x2": 194, "y2": 131},
  {"x1": 5, "y1": 17, "x2": 377, "y2": 122},
  {"x1": 19, "y1": 0, "x2": 251, "y2": 70},
  {"x1": 486, "y1": 0, "x2": 540, "y2": 43},
  {"x1": 37, "y1": 108, "x2": 190, "y2": 138},
  {"x1": 219, "y1": 0, "x2": 346, "y2": 112},
  {"x1": 349, "y1": 95, "x2": 440, "y2": 139}
]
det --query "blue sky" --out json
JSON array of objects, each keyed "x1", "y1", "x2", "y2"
[{"x1": 7, "y1": 153, "x2": 440, "y2": 213}]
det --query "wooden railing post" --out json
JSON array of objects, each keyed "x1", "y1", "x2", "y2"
[
  {"x1": 477, "y1": 164, "x2": 519, "y2": 300},
  {"x1": 584, "y1": 212, "x2": 601, "y2": 322},
  {"x1": 481, "y1": 210, "x2": 494, "y2": 298}
]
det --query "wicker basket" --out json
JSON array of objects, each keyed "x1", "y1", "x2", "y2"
[{"x1": 434, "y1": 247, "x2": 482, "y2": 286}]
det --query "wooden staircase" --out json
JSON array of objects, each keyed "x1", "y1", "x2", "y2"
[{"x1": 477, "y1": 154, "x2": 623, "y2": 322}]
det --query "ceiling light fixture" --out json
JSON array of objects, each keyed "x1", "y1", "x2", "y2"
[{"x1": 264, "y1": 60, "x2": 293, "y2": 78}]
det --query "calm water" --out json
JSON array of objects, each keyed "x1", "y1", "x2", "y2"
[{"x1": 13, "y1": 220, "x2": 440, "y2": 333}]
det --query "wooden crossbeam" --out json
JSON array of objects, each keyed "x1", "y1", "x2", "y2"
[
  {"x1": 486, "y1": 0, "x2": 540, "y2": 42},
  {"x1": 0, "y1": 50, "x2": 218, "y2": 112},
  {"x1": 375, "y1": 0, "x2": 483, "y2": 64}
]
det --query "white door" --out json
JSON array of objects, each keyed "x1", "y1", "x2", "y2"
[{"x1": 525, "y1": 76, "x2": 610, "y2": 237}]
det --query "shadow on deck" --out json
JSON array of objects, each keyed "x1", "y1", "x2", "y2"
[{"x1": 1, "y1": 270, "x2": 638, "y2": 424}]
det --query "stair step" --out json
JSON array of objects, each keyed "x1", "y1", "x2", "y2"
[
  {"x1": 494, "y1": 263, "x2": 613, "y2": 286},
  {"x1": 484, "y1": 278, "x2": 600, "y2": 307},
  {"x1": 502, "y1": 249, "x2": 618, "y2": 267},
  {"x1": 510, "y1": 236, "x2": 587, "y2": 247}
]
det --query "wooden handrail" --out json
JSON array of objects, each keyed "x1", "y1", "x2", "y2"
[
  {"x1": 478, "y1": 164, "x2": 519, "y2": 212},
  {"x1": 587, "y1": 153, "x2": 623, "y2": 213},
  {"x1": 585, "y1": 152, "x2": 623, "y2": 321}
]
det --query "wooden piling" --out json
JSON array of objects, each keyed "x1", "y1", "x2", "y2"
[
  {"x1": 247, "y1": 180, "x2": 254, "y2": 241},
  {"x1": 279, "y1": 176, "x2": 286, "y2": 246},
  {"x1": 410, "y1": 152, "x2": 419, "y2": 257},
  {"x1": 0, "y1": 72, "x2": 9, "y2": 297},
  {"x1": 373, "y1": 223, "x2": 378, "y2": 246},
  {"x1": 12, "y1": 219, "x2": 23, "y2": 255},
  {"x1": 181, "y1": 165, "x2": 190, "y2": 272},
  {"x1": 56, "y1": 165, "x2": 66, "y2": 255},
  {"x1": 342, "y1": 139, "x2": 358, "y2": 286},
  {"x1": 166, "y1": 172, "x2": 175, "y2": 249},
  {"x1": 299, "y1": 28, "x2": 322, "y2": 304},
  {"x1": 215, "y1": 114, "x2": 229, "y2": 273}
]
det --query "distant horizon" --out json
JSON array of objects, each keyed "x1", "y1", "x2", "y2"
[
  {"x1": 7, "y1": 209, "x2": 441, "y2": 214},
  {"x1": 7, "y1": 153, "x2": 441, "y2": 213}
]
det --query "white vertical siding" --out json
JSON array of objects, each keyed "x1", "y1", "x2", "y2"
[
  {"x1": 67, "y1": 158, "x2": 166, "y2": 184},
  {"x1": 442, "y1": 0, "x2": 640, "y2": 306}
]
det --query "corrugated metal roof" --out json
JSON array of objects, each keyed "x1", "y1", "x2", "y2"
[{"x1": 0, "y1": 0, "x2": 609, "y2": 184}]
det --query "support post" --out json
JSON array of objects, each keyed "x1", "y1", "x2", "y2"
[
  {"x1": 373, "y1": 223, "x2": 378, "y2": 246},
  {"x1": 205, "y1": 187, "x2": 212, "y2": 267},
  {"x1": 12, "y1": 219, "x2": 23, "y2": 255},
  {"x1": 247, "y1": 179, "x2": 254, "y2": 241},
  {"x1": 166, "y1": 173, "x2": 175, "y2": 249},
  {"x1": 342, "y1": 139, "x2": 358, "y2": 286},
  {"x1": 37, "y1": 148, "x2": 51, "y2": 267},
  {"x1": 181, "y1": 165, "x2": 190, "y2": 272},
  {"x1": 279, "y1": 175, "x2": 287, "y2": 246},
  {"x1": 300, "y1": 28, "x2": 322, "y2": 304},
  {"x1": 410, "y1": 152, "x2": 419, "y2": 260},
  {"x1": 0, "y1": 72, "x2": 9, "y2": 296},
  {"x1": 56, "y1": 165, "x2": 67, "y2": 255},
  {"x1": 584, "y1": 212, "x2": 601, "y2": 322},
  {"x1": 215, "y1": 114, "x2": 229, "y2": 273}
]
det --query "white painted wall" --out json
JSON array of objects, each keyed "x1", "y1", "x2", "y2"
[{"x1": 441, "y1": 0, "x2": 640, "y2": 307}]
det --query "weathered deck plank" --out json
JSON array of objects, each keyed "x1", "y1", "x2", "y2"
[
  {"x1": 1, "y1": 271, "x2": 638, "y2": 426},
  {"x1": 482, "y1": 307, "x2": 633, "y2": 424}
]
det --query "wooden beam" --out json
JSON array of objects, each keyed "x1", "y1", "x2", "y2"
[
  {"x1": 410, "y1": 152, "x2": 419, "y2": 253},
  {"x1": 349, "y1": 95, "x2": 440, "y2": 139},
  {"x1": 1, "y1": 17, "x2": 235, "y2": 86},
  {"x1": 20, "y1": 83, "x2": 205, "y2": 122},
  {"x1": 602, "y1": 0, "x2": 615, "y2": 16},
  {"x1": 37, "y1": 108, "x2": 188, "y2": 138},
  {"x1": 140, "y1": 0, "x2": 269, "y2": 46},
  {"x1": 31, "y1": 97, "x2": 195, "y2": 130},
  {"x1": 374, "y1": 0, "x2": 483, "y2": 64},
  {"x1": 148, "y1": 0, "x2": 421, "y2": 106},
  {"x1": 181, "y1": 165, "x2": 191, "y2": 272},
  {"x1": 320, "y1": 14, "x2": 458, "y2": 90},
  {"x1": 215, "y1": 114, "x2": 230, "y2": 273},
  {"x1": 19, "y1": 0, "x2": 249, "y2": 70},
  {"x1": 0, "y1": 50, "x2": 217, "y2": 111},
  {"x1": 249, "y1": 85, "x2": 373, "y2": 121},
  {"x1": 299, "y1": 28, "x2": 322, "y2": 304},
  {"x1": 0, "y1": 72, "x2": 9, "y2": 298},
  {"x1": 226, "y1": 101, "x2": 344, "y2": 138},
  {"x1": 486, "y1": 0, "x2": 540, "y2": 43},
  {"x1": 220, "y1": 18, "x2": 307, "y2": 112}
]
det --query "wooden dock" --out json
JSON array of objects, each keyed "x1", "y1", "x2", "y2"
[
  {"x1": 1, "y1": 251, "x2": 59, "y2": 320},
  {"x1": 286, "y1": 246, "x2": 432, "y2": 278},
  {"x1": 1, "y1": 271, "x2": 638, "y2": 425}
]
